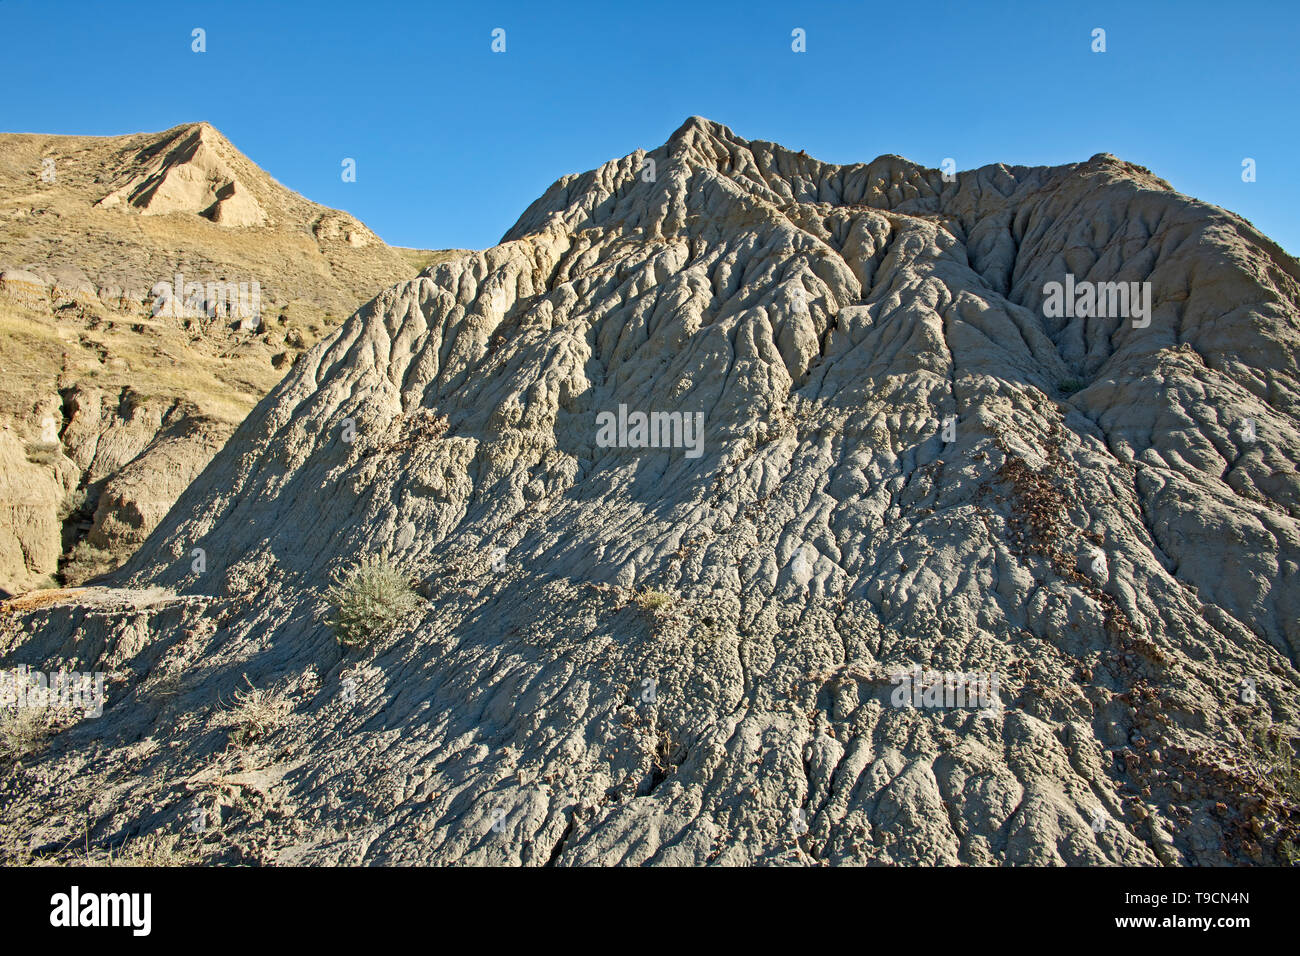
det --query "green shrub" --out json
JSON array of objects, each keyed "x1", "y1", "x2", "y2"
[
  {"x1": 1253, "y1": 725, "x2": 1300, "y2": 799},
  {"x1": 62, "y1": 540, "x2": 116, "y2": 586},
  {"x1": 1058, "y1": 378, "x2": 1086, "y2": 395},
  {"x1": 635, "y1": 589, "x2": 675, "y2": 613},
  {"x1": 326, "y1": 553, "x2": 424, "y2": 647}
]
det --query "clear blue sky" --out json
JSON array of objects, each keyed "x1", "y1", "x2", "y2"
[{"x1": 3, "y1": 0, "x2": 1297, "y2": 255}]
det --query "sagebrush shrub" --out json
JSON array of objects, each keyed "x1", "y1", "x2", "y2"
[
  {"x1": 0, "y1": 707, "x2": 47, "y2": 760},
  {"x1": 326, "y1": 554, "x2": 424, "y2": 647},
  {"x1": 635, "y1": 589, "x2": 675, "y2": 612}
]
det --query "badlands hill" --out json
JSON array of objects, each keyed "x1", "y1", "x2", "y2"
[
  {"x1": 0, "y1": 122, "x2": 460, "y2": 595},
  {"x1": 2, "y1": 117, "x2": 1298, "y2": 866}
]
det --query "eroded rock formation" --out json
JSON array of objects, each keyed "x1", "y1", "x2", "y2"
[{"x1": 2, "y1": 118, "x2": 1297, "y2": 866}]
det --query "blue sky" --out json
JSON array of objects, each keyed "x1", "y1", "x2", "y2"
[{"x1": 2, "y1": 0, "x2": 1298, "y2": 254}]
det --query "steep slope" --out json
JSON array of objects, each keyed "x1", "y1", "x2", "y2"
[
  {"x1": 0, "y1": 122, "x2": 461, "y2": 595},
  {"x1": 2, "y1": 118, "x2": 1298, "y2": 866}
]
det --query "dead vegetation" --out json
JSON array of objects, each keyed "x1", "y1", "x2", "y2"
[
  {"x1": 223, "y1": 675, "x2": 292, "y2": 748},
  {"x1": 0, "y1": 706, "x2": 48, "y2": 760},
  {"x1": 103, "y1": 832, "x2": 203, "y2": 867}
]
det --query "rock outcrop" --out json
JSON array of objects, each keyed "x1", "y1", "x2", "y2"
[
  {"x1": 96, "y1": 123, "x2": 267, "y2": 227},
  {"x1": 2, "y1": 118, "x2": 1297, "y2": 866}
]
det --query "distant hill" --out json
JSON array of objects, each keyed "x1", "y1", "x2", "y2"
[{"x1": 0, "y1": 121, "x2": 467, "y2": 594}]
